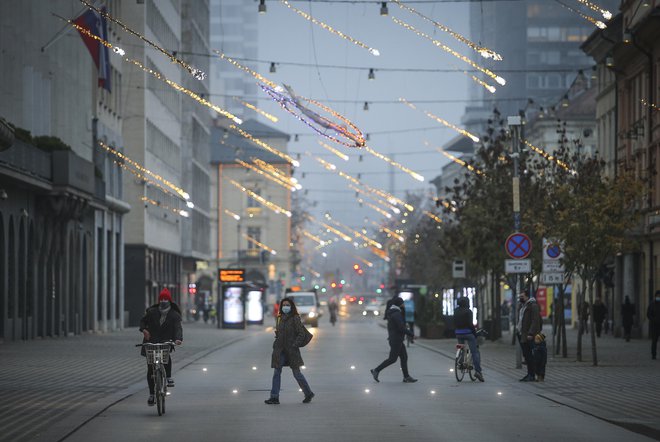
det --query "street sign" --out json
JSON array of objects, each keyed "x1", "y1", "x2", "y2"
[
  {"x1": 505, "y1": 259, "x2": 531, "y2": 274},
  {"x1": 505, "y1": 233, "x2": 532, "y2": 259},
  {"x1": 219, "y1": 268, "x2": 245, "y2": 282},
  {"x1": 452, "y1": 260, "x2": 466, "y2": 278},
  {"x1": 541, "y1": 273, "x2": 563, "y2": 285},
  {"x1": 542, "y1": 238, "x2": 565, "y2": 273}
]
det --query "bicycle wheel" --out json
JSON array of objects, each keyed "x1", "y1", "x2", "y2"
[
  {"x1": 454, "y1": 349, "x2": 465, "y2": 382},
  {"x1": 155, "y1": 368, "x2": 164, "y2": 416}
]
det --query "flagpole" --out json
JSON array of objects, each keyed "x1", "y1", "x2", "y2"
[{"x1": 42, "y1": 1, "x2": 100, "y2": 52}]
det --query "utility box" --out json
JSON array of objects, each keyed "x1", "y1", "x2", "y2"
[{"x1": 452, "y1": 260, "x2": 466, "y2": 279}]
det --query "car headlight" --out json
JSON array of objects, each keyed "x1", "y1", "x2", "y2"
[
  {"x1": 374, "y1": 311, "x2": 379, "y2": 315},
  {"x1": 362, "y1": 311, "x2": 367, "y2": 316},
  {"x1": 308, "y1": 312, "x2": 316, "y2": 318}
]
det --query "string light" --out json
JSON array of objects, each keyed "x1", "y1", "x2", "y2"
[
  {"x1": 423, "y1": 211, "x2": 443, "y2": 224},
  {"x1": 307, "y1": 215, "x2": 353, "y2": 242},
  {"x1": 224, "y1": 209, "x2": 241, "y2": 221},
  {"x1": 354, "y1": 256, "x2": 374, "y2": 268},
  {"x1": 437, "y1": 199, "x2": 457, "y2": 213},
  {"x1": 280, "y1": 0, "x2": 380, "y2": 56},
  {"x1": 214, "y1": 51, "x2": 279, "y2": 90},
  {"x1": 230, "y1": 125, "x2": 300, "y2": 167},
  {"x1": 554, "y1": 0, "x2": 607, "y2": 29},
  {"x1": 359, "y1": 199, "x2": 392, "y2": 219},
  {"x1": 368, "y1": 246, "x2": 390, "y2": 262},
  {"x1": 261, "y1": 84, "x2": 366, "y2": 148},
  {"x1": 226, "y1": 178, "x2": 292, "y2": 217},
  {"x1": 243, "y1": 234, "x2": 277, "y2": 255},
  {"x1": 59, "y1": 17, "x2": 240, "y2": 124},
  {"x1": 391, "y1": 0, "x2": 502, "y2": 61},
  {"x1": 401, "y1": 99, "x2": 479, "y2": 142},
  {"x1": 251, "y1": 158, "x2": 300, "y2": 188},
  {"x1": 328, "y1": 217, "x2": 383, "y2": 249},
  {"x1": 234, "y1": 98, "x2": 279, "y2": 123},
  {"x1": 363, "y1": 145, "x2": 425, "y2": 182},
  {"x1": 373, "y1": 221, "x2": 405, "y2": 243},
  {"x1": 642, "y1": 99, "x2": 659, "y2": 112},
  {"x1": 434, "y1": 147, "x2": 485, "y2": 176},
  {"x1": 318, "y1": 141, "x2": 349, "y2": 161},
  {"x1": 470, "y1": 75, "x2": 497, "y2": 94},
  {"x1": 78, "y1": 0, "x2": 207, "y2": 80},
  {"x1": 302, "y1": 230, "x2": 326, "y2": 246},
  {"x1": 141, "y1": 196, "x2": 188, "y2": 218},
  {"x1": 575, "y1": 0, "x2": 612, "y2": 20},
  {"x1": 349, "y1": 184, "x2": 400, "y2": 215},
  {"x1": 235, "y1": 159, "x2": 299, "y2": 191},
  {"x1": 112, "y1": 159, "x2": 179, "y2": 200},
  {"x1": 392, "y1": 17, "x2": 506, "y2": 86},
  {"x1": 522, "y1": 139, "x2": 574, "y2": 173}
]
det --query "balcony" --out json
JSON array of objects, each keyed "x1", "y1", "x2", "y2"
[
  {"x1": 0, "y1": 139, "x2": 52, "y2": 181},
  {"x1": 238, "y1": 248, "x2": 270, "y2": 264}
]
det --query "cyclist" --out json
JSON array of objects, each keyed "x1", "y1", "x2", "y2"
[
  {"x1": 454, "y1": 297, "x2": 484, "y2": 382},
  {"x1": 139, "y1": 288, "x2": 183, "y2": 406}
]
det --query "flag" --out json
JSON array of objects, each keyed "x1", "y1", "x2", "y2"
[{"x1": 73, "y1": 7, "x2": 111, "y2": 92}]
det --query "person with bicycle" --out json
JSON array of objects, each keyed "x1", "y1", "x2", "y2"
[
  {"x1": 454, "y1": 297, "x2": 484, "y2": 382},
  {"x1": 139, "y1": 288, "x2": 183, "y2": 406},
  {"x1": 370, "y1": 296, "x2": 418, "y2": 383}
]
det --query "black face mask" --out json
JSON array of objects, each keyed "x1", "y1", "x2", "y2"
[{"x1": 160, "y1": 301, "x2": 170, "y2": 309}]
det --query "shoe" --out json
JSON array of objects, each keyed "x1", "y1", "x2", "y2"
[
  {"x1": 147, "y1": 395, "x2": 155, "y2": 406},
  {"x1": 536, "y1": 375, "x2": 545, "y2": 382},
  {"x1": 302, "y1": 393, "x2": 315, "y2": 403},
  {"x1": 370, "y1": 369, "x2": 380, "y2": 383},
  {"x1": 474, "y1": 372, "x2": 484, "y2": 382},
  {"x1": 403, "y1": 376, "x2": 418, "y2": 383},
  {"x1": 167, "y1": 378, "x2": 175, "y2": 387},
  {"x1": 264, "y1": 397, "x2": 280, "y2": 405},
  {"x1": 519, "y1": 375, "x2": 535, "y2": 382}
]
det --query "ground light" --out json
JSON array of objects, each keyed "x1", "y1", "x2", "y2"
[
  {"x1": 350, "y1": 365, "x2": 356, "y2": 370},
  {"x1": 202, "y1": 367, "x2": 208, "y2": 372},
  {"x1": 232, "y1": 389, "x2": 238, "y2": 394},
  {"x1": 364, "y1": 389, "x2": 370, "y2": 393}
]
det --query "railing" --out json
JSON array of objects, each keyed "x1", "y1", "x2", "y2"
[
  {"x1": 0, "y1": 139, "x2": 52, "y2": 181},
  {"x1": 238, "y1": 249, "x2": 269, "y2": 263}
]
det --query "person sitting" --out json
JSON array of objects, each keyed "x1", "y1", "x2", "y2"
[{"x1": 454, "y1": 297, "x2": 484, "y2": 382}]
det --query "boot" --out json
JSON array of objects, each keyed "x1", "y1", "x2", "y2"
[{"x1": 536, "y1": 374, "x2": 545, "y2": 382}]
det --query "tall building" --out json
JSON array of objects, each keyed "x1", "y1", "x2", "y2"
[
  {"x1": 209, "y1": 0, "x2": 259, "y2": 120},
  {"x1": 0, "y1": 0, "x2": 127, "y2": 340}
]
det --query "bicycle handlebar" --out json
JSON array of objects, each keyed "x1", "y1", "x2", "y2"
[{"x1": 135, "y1": 341, "x2": 176, "y2": 348}]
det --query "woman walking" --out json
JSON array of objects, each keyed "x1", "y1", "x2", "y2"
[{"x1": 265, "y1": 298, "x2": 315, "y2": 404}]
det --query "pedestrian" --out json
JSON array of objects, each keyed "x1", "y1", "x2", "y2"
[
  {"x1": 370, "y1": 297, "x2": 417, "y2": 383},
  {"x1": 454, "y1": 297, "x2": 484, "y2": 382},
  {"x1": 265, "y1": 297, "x2": 314, "y2": 405},
  {"x1": 647, "y1": 290, "x2": 660, "y2": 360},
  {"x1": 622, "y1": 296, "x2": 635, "y2": 342},
  {"x1": 579, "y1": 300, "x2": 590, "y2": 335},
  {"x1": 328, "y1": 296, "x2": 338, "y2": 326},
  {"x1": 139, "y1": 288, "x2": 183, "y2": 407},
  {"x1": 533, "y1": 332, "x2": 547, "y2": 382},
  {"x1": 403, "y1": 295, "x2": 415, "y2": 344},
  {"x1": 516, "y1": 291, "x2": 541, "y2": 382},
  {"x1": 592, "y1": 297, "x2": 608, "y2": 338}
]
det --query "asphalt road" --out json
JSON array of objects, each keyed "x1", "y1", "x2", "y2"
[{"x1": 63, "y1": 312, "x2": 654, "y2": 442}]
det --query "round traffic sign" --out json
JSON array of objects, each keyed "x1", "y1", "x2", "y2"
[
  {"x1": 505, "y1": 233, "x2": 532, "y2": 259},
  {"x1": 546, "y1": 243, "x2": 561, "y2": 259}
]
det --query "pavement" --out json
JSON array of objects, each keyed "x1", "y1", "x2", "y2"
[
  {"x1": 413, "y1": 325, "x2": 660, "y2": 440},
  {"x1": 0, "y1": 313, "x2": 658, "y2": 442}
]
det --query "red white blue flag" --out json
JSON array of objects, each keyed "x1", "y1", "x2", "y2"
[{"x1": 73, "y1": 7, "x2": 111, "y2": 92}]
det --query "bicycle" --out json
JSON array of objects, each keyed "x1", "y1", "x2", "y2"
[
  {"x1": 454, "y1": 329, "x2": 487, "y2": 382},
  {"x1": 137, "y1": 341, "x2": 174, "y2": 416}
]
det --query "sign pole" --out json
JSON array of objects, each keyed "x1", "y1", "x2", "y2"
[{"x1": 509, "y1": 116, "x2": 523, "y2": 369}]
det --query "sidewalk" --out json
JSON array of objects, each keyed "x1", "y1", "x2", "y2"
[
  {"x1": 0, "y1": 321, "x2": 260, "y2": 442},
  {"x1": 415, "y1": 326, "x2": 660, "y2": 440}
]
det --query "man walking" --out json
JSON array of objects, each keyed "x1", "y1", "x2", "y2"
[
  {"x1": 517, "y1": 291, "x2": 541, "y2": 382},
  {"x1": 647, "y1": 290, "x2": 660, "y2": 360}
]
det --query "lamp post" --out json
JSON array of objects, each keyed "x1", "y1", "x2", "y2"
[{"x1": 508, "y1": 115, "x2": 523, "y2": 369}]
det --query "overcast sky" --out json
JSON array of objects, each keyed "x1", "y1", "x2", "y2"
[{"x1": 255, "y1": 1, "x2": 471, "y2": 275}]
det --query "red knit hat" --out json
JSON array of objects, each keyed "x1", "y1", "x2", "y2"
[{"x1": 159, "y1": 288, "x2": 172, "y2": 302}]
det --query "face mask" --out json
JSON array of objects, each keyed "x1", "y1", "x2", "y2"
[
  {"x1": 518, "y1": 297, "x2": 526, "y2": 303},
  {"x1": 655, "y1": 297, "x2": 660, "y2": 302},
  {"x1": 160, "y1": 301, "x2": 170, "y2": 309},
  {"x1": 282, "y1": 306, "x2": 291, "y2": 314}
]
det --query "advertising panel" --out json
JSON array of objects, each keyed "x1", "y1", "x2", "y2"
[
  {"x1": 246, "y1": 290, "x2": 264, "y2": 324},
  {"x1": 222, "y1": 286, "x2": 245, "y2": 329}
]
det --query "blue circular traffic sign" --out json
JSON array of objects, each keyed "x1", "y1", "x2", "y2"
[
  {"x1": 505, "y1": 233, "x2": 532, "y2": 259},
  {"x1": 546, "y1": 244, "x2": 561, "y2": 259}
]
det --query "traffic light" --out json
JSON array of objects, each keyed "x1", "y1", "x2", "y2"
[
  {"x1": 353, "y1": 264, "x2": 359, "y2": 271},
  {"x1": 331, "y1": 282, "x2": 337, "y2": 288}
]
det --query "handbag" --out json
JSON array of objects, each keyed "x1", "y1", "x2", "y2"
[{"x1": 299, "y1": 323, "x2": 314, "y2": 347}]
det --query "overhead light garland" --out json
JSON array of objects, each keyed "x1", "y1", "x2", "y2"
[
  {"x1": 233, "y1": 98, "x2": 279, "y2": 123},
  {"x1": 522, "y1": 139, "x2": 575, "y2": 173},
  {"x1": 576, "y1": 0, "x2": 613, "y2": 20},
  {"x1": 214, "y1": 51, "x2": 280, "y2": 90},
  {"x1": 363, "y1": 145, "x2": 425, "y2": 182},
  {"x1": 280, "y1": 0, "x2": 380, "y2": 56},
  {"x1": 307, "y1": 215, "x2": 353, "y2": 242},
  {"x1": 434, "y1": 146, "x2": 485, "y2": 176},
  {"x1": 318, "y1": 140, "x2": 349, "y2": 161},
  {"x1": 373, "y1": 221, "x2": 405, "y2": 243},
  {"x1": 236, "y1": 159, "x2": 300, "y2": 191},
  {"x1": 401, "y1": 99, "x2": 479, "y2": 142},
  {"x1": 243, "y1": 234, "x2": 277, "y2": 255},
  {"x1": 423, "y1": 211, "x2": 443, "y2": 224},
  {"x1": 251, "y1": 158, "x2": 300, "y2": 188},
  {"x1": 226, "y1": 178, "x2": 292, "y2": 217},
  {"x1": 224, "y1": 209, "x2": 241, "y2": 221},
  {"x1": 554, "y1": 0, "x2": 606, "y2": 29},
  {"x1": 142, "y1": 196, "x2": 189, "y2": 218},
  {"x1": 230, "y1": 124, "x2": 300, "y2": 167}
]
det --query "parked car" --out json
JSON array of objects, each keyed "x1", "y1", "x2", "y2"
[{"x1": 286, "y1": 291, "x2": 322, "y2": 327}]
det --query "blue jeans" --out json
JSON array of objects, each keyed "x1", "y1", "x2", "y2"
[
  {"x1": 270, "y1": 351, "x2": 312, "y2": 398},
  {"x1": 457, "y1": 333, "x2": 482, "y2": 374}
]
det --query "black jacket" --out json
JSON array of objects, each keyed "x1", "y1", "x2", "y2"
[
  {"x1": 139, "y1": 303, "x2": 183, "y2": 350},
  {"x1": 648, "y1": 301, "x2": 660, "y2": 332},
  {"x1": 453, "y1": 306, "x2": 476, "y2": 333},
  {"x1": 386, "y1": 306, "x2": 413, "y2": 344},
  {"x1": 271, "y1": 313, "x2": 306, "y2": 369}
]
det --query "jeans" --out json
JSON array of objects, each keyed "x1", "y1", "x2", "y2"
[
  {"x1": 147, "y1": 358, "x2": 172, "y2": 394},
  {"x1": 374, "y1": 340, "x2": 410, "y2": 377},
  {"x1": 270, "y1": 351, "x2": 312, "y2": 398},
  {"x1": 457, "y1": 333, "x2": 482, "y2": 374},
  {"x1": 518, "y1": 335, "x2": 535, "y2": 378}
]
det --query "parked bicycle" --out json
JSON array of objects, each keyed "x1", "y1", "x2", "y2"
[
  {"x1": 454, "y1": 329, "x2": 487, "y2": 382},
  {"x1": 137, "y1": 341, "x2": 175, "y2": 416}
]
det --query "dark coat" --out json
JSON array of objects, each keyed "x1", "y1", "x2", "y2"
[
  {"x1": 386, "y1": 306, "x2": 413, "y2": 345},
  {"x1": 622, "y1": 302, "x2": 635, "y2": 327},
  {"x1": 592, "y1": 301, "x2": 607, "y2": 323},
  {"x1": 271, "y1": 314, "x2": 307, "y2": 369},
  {"x1": 519, "y1": 299, "x2": 541, "y2": 338},
  {"x1": 647, "y1": 301, "x2": 660, "y2": 332},
  {"x1": 139, "y1": 303, "x2": 183, "y2": 355},
  {"x1": 453, "y1": 306, "x2": 476, "y2": 334}
]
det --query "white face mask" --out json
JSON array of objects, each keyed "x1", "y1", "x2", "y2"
[{"x1": 282, "y1": 305, "x2": 291, "y2": 314}]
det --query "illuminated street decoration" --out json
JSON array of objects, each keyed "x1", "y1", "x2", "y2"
[
  {"x1": 318, "y1": 141, "x2": 349, "y2": 161},
  {"x1": 307, "y1": 215, "x2": 353, "y2": 242},
  {"x1": 235, "y1": 159, "x2": 299, "y2": 191},
  {"x1": 243, "y1": 234, "x2": 277, "y2": 255},
  {"x1": 214, "y1": 51, "x2": 279, "y2": 89},
  {"x1": 642, "y1": 99, "x2": 659, "y2": 112},
  {"x1": 230, "y1": 125, "x2": 300, "y2": 167},
  {"x1": 224, "y1": 209, "x2": 241, "y2": 221},
  {"x1": 392, "y1": 0, "x2": 502, "y2": 61},
  {"x1": 576, "y1": 0, "x2": 613, "y2": 19},
  {"x1": 142, "y1": 196, "x2": 189, "y2": 218},
  {"x1": 261, "y1": 84, "x2": 366, "y2": 148},
  {"x1": 302, "y1": 230, "x2": 326, "y2": 246},
  {"x1": 280, "y1": 0, "x2": 380, "y2": 57},
  {"x1": 392, "y1": 17, "x2": 506, "y2": 86},
  {"x1": 354, "y1": 256, "x2": 374, "y2": 268},
  {"x1": 470, "y1": 75, "x2": 497, "y2": 94},
  {"x1": 349, "y1": 185, "x2": 400, "y2": 215},
  {"x1": 401, "y1": 99, "x2": 479, "y2": 142},
  {"x1": 79, "y1": 0, "x2": 206, "y2": 80},
  {"x1": 522, "y1": 139, "x2": 574, "y2": 173},
  {"x1": 423, "y1": 211, "x2": 443, "y2": 224},
  {"x1": 434, "y1": 147, "x2": 485, "y2": 176},
  {"x1": 251, "y1": 158, "x2": 300, "y2": 188},
  {"x1": 359, "y1": 199, "x2": 392, "y2": 219},
  {"x1": 554, "y1": 0, "x2": 607, "y2": 28},
  {"x1": 363, "y1": 145, "x2": 425, "y2": 182},
  {"x1": 327, "y1": 216, "x2": 382, "y2": 249},
  {"x1": 234, "y1": 98, "x2": 279, "y2": 123},
  {"x1": 369, "y1": 246, "x2": 390, "y2": 262},
  {"x1": 226, "y1": 178, "x2": 292, "y2": 217},
  {"x1": 373, "y1": 221, "x2": 405, "y2": 243},
  {"x1": 59, "y1": 17, "x2": 241, "y2": 124}
]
